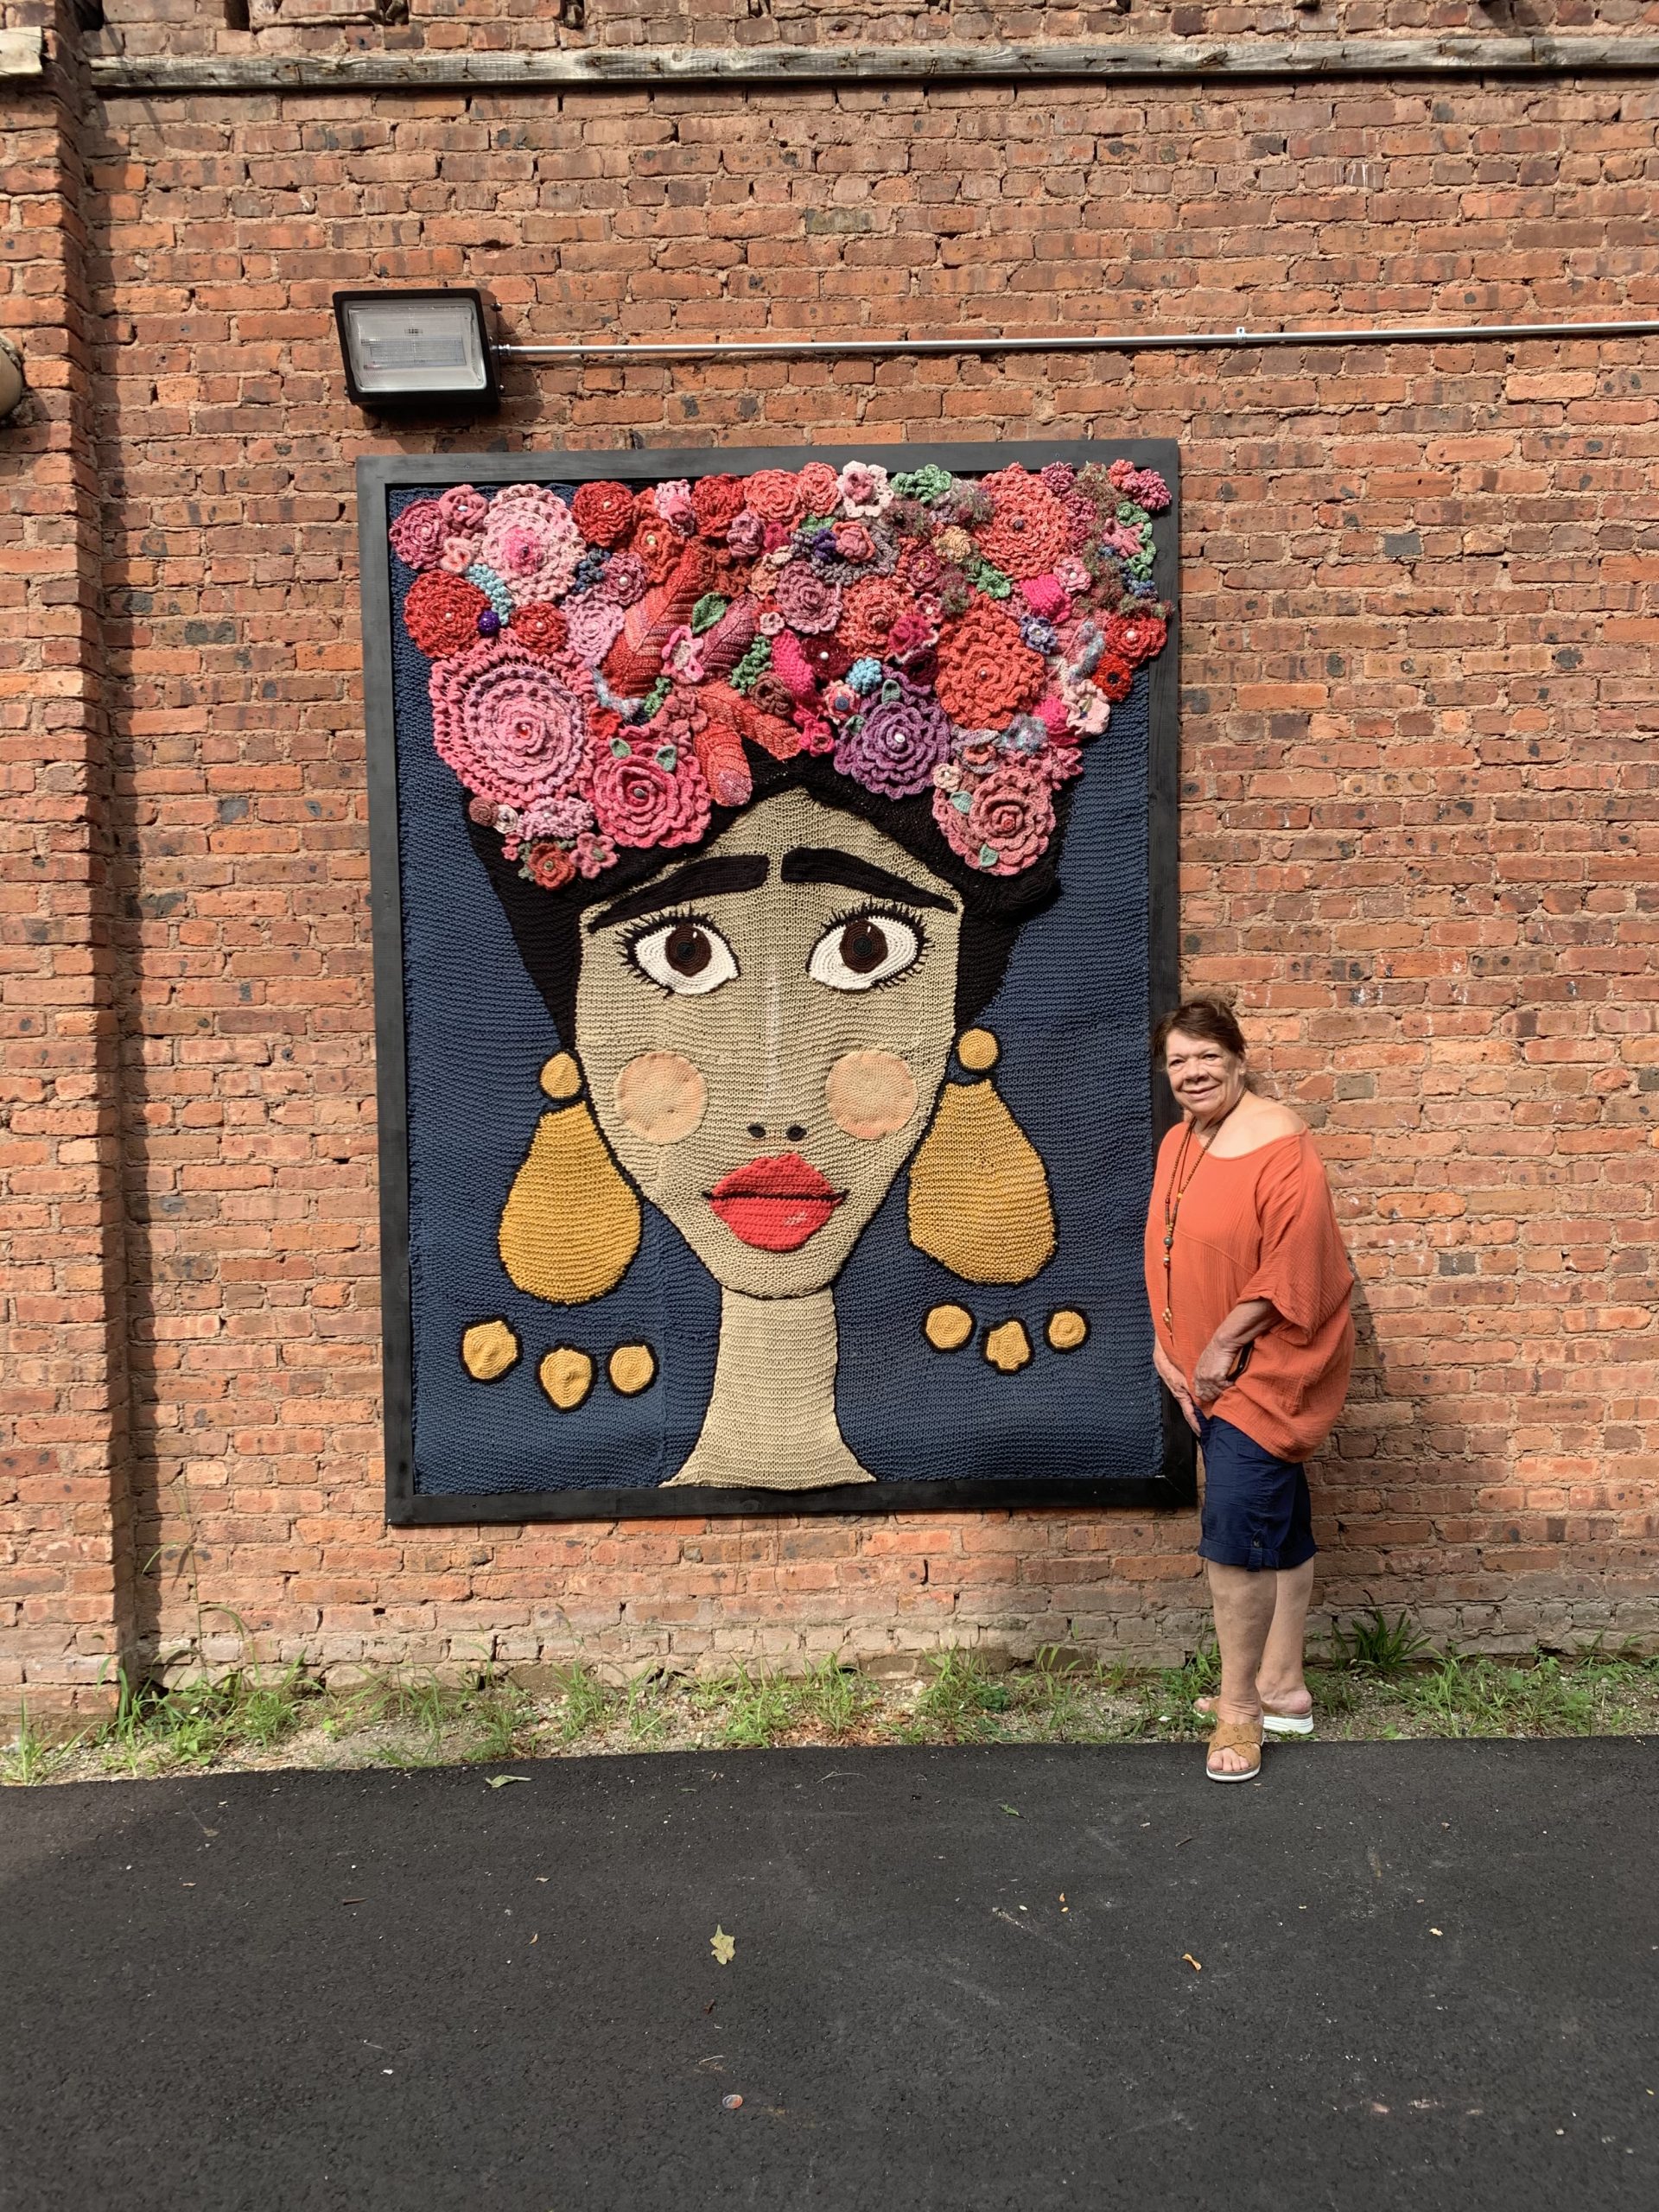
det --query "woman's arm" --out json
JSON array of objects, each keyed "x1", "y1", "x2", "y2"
[{"x1": 1191, "y1": 1296, "x2": 1278, "y2": 1407}]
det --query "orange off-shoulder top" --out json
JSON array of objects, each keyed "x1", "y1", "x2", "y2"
[{"x1": 1143, "y1": 1125, "x2": 1355, "y2": 1464}]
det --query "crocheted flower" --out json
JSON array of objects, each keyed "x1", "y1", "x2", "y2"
[
  {"x1": 429, "y1": 638, "x2": 591, "y2": 814},
  {"x1": 1108, "y1": 459, "x2": 1172, "y2": 512},
  {"x1": 838, "y1": 575, "x2": 908, "y2": 658},
  {"x1": 1020, "y1": 575, "x2": 1072, "y2": 624},
  {"x1": 796, "y1": 461, "x2": 841, "y2": 516},
  {"x1": 591, "y1": 735, "x2": 711, "y2": 850},
  {"x1": 831, "y1": 521, "x2": 875, "y2": 563},
  {"x1": 478, "y1": 489, "x2": 583, "y2": 606},
  {"x1": 1094, "y1": 654, "x2": 1135, "y2": 704},
  {"x1": 742, "y1": 468, "x2": 802, "y2": 524},
  {"x1": 571, "y1": 480, "x2": 639, "y2": 548},
  {"x1": 933, "y1": 602, "x2": 1046, "y2": 728},
  {"x1": 690, "y1": 474, "x2": 747, "y2": 540},
  {"x1": 750, "y1": 671, "x2": 798, "y2": 721},
  {"x1": 837, "y1": 461, "x2": 892, "y2": 518},
  {"x1": 437, "y1": 485, "x2": 490, "y2": 535},
  {"x1": 628, "y1": 495, "x2": 685, "y2": 583},
  {"x1": 523, "y1": 840, "x2": 577, "y2": 891},
  {"x1": 389, "y1": 499, "x2": 448, "y2": 571},
  {"x1": 772, "y1": 563, "x2": 842, "y2": 636},
  {"x1": 653, "y1": 480, "x2": 697, "y2": 534},
  {"x1": 1054, "y1": 554, "x2": 1091, "y2": 593},
  {"x1": 727, "y1": 511, "x2": 766, "y2": 560},
  {"x1": 798, "y1": 632, "x2": 854, "y2": 687},
  {"x1": 404, "y1": 571, "x2": 490, "y2": 658},
  {"x1": 834, "y1": 676, "x2": 952, "y2": 799},
  {"x1": 574, "y1": 830, "x2": 618, "y2": 879},
  {"x1": 439, "y1": 537, "x2": 480, "y2": 575},
  {"x1": 974, "y1": 467, "x2": 1073, "y2": 581},
  {"x1": 1102, "y1": 610, "x2": 1167, "y2": 666},
  {"x1": 1039, "y1": 462, "x2": 1077, "y2": 498},
  {"x1": 521, "y1": 788, "x2": 595, "y2": 841},
  {"x1": 596, "y1": 551, "x2": 648, "y2": 607},
  {"x1": 563, "y1": 595, "x2": 626, "y2": 667},
  {"x1": 512, "y1": 601, "x2": 570, "y2": 658},
  {"x1": 933, "y1": 760, "x2": 1057, "y2": 876}
]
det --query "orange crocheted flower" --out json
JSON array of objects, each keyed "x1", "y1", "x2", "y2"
[
  {"x1": 627, "y1": 493, "x2": 684, "y2": 583},
  {"x1": 839, "y1": 576, "x2": 910, "y2": 658},
  {"x1": 796, "y1": 461, "x2": 840, "y2": 515},
  {"x1": 741, "y1": 469, "x2": 803, "y2": 524},
  {"x1": 933, "y1": 602, "x2": 1046, "y2": 727},
  {"x1": 1102, "y1": 610, "x2": 1167, "y2": 667},
  {"x1": 973, "y1": 466, "x2": 1072, "y2": 581},
  {"x1": 690, "y1": 474, "x2": 747, "y2": 539}
]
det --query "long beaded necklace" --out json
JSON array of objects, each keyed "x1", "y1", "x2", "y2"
[{"x1": 1160, "y1": 1098, "x2": 1240, "y2": 1329}]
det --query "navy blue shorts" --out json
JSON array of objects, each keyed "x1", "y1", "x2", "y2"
[{"x1": 1196, "y1": 1413, "x2": 1317, "y2": 1572}]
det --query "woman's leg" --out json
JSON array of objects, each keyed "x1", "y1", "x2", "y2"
[
  {"x1": 1257, "y1": 1556, "x2": 1315, "y2": 1713},
  {"x1": 1205, "y1": 1561, "x2": 1275, "y2": 1775}
]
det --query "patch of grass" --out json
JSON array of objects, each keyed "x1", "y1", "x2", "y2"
[
  {"x1": 99, "y1": 1663, "x2": 319, "y2": 1776},
  {"x1": 904, "y1": 1649, "x2": 1014, "y2": 1743},
  {"x1": 1127, "y1": 1642, "x2": 1219, "y2": 1739},
  {"x1": 1329, "y1": 1608, "x2": 1434, "y2": 1677},
  {"x1": 0, "y1": 1707, "x2": 79, "y2": 1788},
  {"x1": 793, "y1": 1656, "x2": 878, "y2": 1741},
  {"x1": 1395, "y1": 1654, "x2": 1623, "y2": 1738},
  {"x1": 551, "y1": 1663, "x2": 614, "y2": 1746}
]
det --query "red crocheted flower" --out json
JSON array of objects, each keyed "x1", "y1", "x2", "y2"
[
  {"x1": 972, "y1": 467, "x2": 1073, "y2": 581},
  {"x1": 796, "y1": 461, "x2": 841, "y2": 516},
  {"x1": 571, "y1": 480, "x2": 639, "y2": 548},
  {"x1": 933, "y1": 602, "x2": 1046, "y2": 727},
  {"x1": 839, "y1": 576, "x2": 909, "y2": 658},
  {"x1": 798, "y1": 632, "x2": 854, "y2": 687},
  {"x1": 1094, "y1": 654, "x2": 1135, "y2": 703},
  {"x1": 512, "y1": 601, "x2": 570, "y2": 658},
  {"x1": 690, "y1": 474, "x2": 747, "y2": 540},
  {"x1": 404, "y1": 571, "x2": 489, "y2": 658},
  {"x1": 1102, "y1": 611, "x2": 1167, "y2": 667},
  {"x1": 628, "y1": 493, "x2": 684, "y2": 583},
  {"x1": 523, "y1": 840, "x2": 576, "y2": 891},
  {"x1": 591, "y1": 738, "x2": 712, "y2": 850},
  {"x1": 742, "y1": 469, "x2": 802, "y2": 524}
]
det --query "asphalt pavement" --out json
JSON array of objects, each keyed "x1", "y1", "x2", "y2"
[{"x1": 2, "y1": 1739, "x2": 1655, "y2": 2211}]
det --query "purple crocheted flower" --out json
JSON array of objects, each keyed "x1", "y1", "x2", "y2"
[
  {"x1": 389, "y1": 499, "x2": 448, "y2": 571},
  {"x1": 429, "y1": 638, "x2": 591, "y2": 813},
  {"x1": 833, "y1": 675, "x2": 953, "y2": 800},
  {"x1": 772, "y1": 562, "x2": 842, "y2": 636},
  {"x1": 478, "y1": 488, "x2": 583, "y2": 606}
]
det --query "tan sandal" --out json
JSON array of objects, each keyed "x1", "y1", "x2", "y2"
[{"x1": 1205, "y1": 1720, "x2": 1263, "y2": 1783}]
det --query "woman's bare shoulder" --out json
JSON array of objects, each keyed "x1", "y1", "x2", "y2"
[{"x1": 1215, "y1": 1096, "x2": 1306, "y2": 1154}]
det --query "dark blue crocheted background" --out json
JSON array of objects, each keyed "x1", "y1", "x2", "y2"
[{"x1": 388, "y1": 482, "x2": 1165, "y2": 1497}]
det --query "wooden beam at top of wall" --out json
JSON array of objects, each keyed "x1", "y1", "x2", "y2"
[
  {"x1": 0, "y1": 29, "x2": 46, "y2": 79},
  {"x1": 83, "y1": 34, "x2": 1659, "y2": 99}
]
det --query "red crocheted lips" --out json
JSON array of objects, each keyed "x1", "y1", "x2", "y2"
[{"x1": 707, "y1": 1153, "x2": 847, "y2": 1251}]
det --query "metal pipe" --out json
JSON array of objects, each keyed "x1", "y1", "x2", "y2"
[{"x1": 497, "y1": 316, "x2": 1659, "y2": 365}]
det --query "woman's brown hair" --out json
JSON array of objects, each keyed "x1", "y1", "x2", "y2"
[{"x1": 1151, "y1": 996, "x2": 1247, "y2": 1065}]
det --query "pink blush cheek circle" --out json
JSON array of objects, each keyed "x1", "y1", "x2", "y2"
[
  {"x1": 613, "y1": 1052, "x2": 709, "y2": 1146},
  {"x1": 825, "y1": 1050, "x2": 918, "y2": 1141}
]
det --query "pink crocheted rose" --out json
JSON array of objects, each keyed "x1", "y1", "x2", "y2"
[
  {"x1": 743, "y1": 469, "x2": 802, "y2": 524},
  {"x1": 932, "y1": 760, "x2": 1057, "y2": 877},
  {"x1": 654, "y1": 480, "x2": 698, "y2": 535},
  {"x1": 389, "y1": 499, "x2": 448, "y2": 571},
  {"x1": 478, "y1": 489, "x2": 583, "y2": 606},
  {"x1": 563, "y1": 595, "x2": 626, "y2": 667},
  {"x1": 429, "y1": 638, "x2": 591, "y2": 814},
  {"x1": 591, "y1": 736, "x2": 711, "y2": 851},
  {"x1": 1019, "y1": 575, "x2": 1072, "y2": 624},
  {"x1": 837, "y1": 461, "x2": 891, "y2": 518},
  {"x1": 438, "y1": 485, "x2": 490, "y2": 534},
  {"x1": 1054, "y1": 555, "x2": 1091, "y2": 593},
  {"x1": 772, "y1": 563, "x2": 842, "y2": 636},
  {"x1": 439, "y1": 537, "x2": 480, "y2": 575},
  {"x1": 1100, "y1": 519, "x2": 1146, "y2": 559},
  {"x1": 831, "y1": 521, "x2": 876, "y2": 563},
  {"x1": 596, "y1": 551, "x2": 648, "y2": 607},
  {"x1": 1108, "y1": 459, "x2": 1172, "y2": 512},
  {"x1": 796, "y1": 461, "x2": 841, "y2": 516},
  {"x1": 727, "y1": 511, "x2": 766, "y2": 560},
  {"x1": 521, "y1": 789, "x2": 596, "y2": 842},
  {"x1": 1039, "y1": 462, "x2": 1077, "y2": 498}
]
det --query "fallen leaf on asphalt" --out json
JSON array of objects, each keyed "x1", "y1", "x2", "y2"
[
  {"x1": 486, "y1": 1776, "x2": 531, "y2": 1789},
  {"x1": 1182, "y1": 1954, "x2": 1202, "y2": 1972},
  {"x1": 711, "y1": 1926, "x2": 736, "y2": 1965},
  {"x1": 1000, "y1": 1804, "x2": 1020, "y2": 1817}
]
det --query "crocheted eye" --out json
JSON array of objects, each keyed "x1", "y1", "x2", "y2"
[
  {"x1": 627, "y1": 916, "x2": 738, "y2": 997},
  {"x1": 807, "y1": 910, "x2": 923, "y2": 993}
]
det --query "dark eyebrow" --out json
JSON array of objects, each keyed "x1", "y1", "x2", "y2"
[
  {"x1": 587, "y1": 854, "x2": 770, "y2": 934},
  {"x1": 780, "y1": 848, "x2": 957, "y2": 915}
]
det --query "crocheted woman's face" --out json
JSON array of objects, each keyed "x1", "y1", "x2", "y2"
[{"x1": 575, "y1": 788, "x2": 963, "y2": 1299}]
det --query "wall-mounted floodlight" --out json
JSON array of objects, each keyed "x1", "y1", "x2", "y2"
[
  {"x1": 334, "y1": 289, "x2": 500, "y2": 414},
  {"x1": 0, "y1": 337, "x2": 23, "y2": 424}
]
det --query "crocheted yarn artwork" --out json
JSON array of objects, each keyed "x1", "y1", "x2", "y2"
[{"x1": 377, "y1": 450, "x2": 1179, "y2": 1512}]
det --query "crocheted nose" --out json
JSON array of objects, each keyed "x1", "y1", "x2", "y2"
[{"x1": 747, "y1": 1121, "x2": 809, "y2": 1144}]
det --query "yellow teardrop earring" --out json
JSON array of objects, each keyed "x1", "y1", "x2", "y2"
[
  {"x1": 498, "y1": 1052, "x2": 642, "y2": 1305},
  {"x1": 906, "y1": 1028, "x2": 1057, "y2": 1285}
]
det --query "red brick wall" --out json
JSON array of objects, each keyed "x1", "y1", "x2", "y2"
[{"x1": 3, "y1": 10, "x2": 1657, "y2": 1709}]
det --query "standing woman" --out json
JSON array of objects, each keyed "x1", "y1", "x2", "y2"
[{"x1": 1144, "y1": 999, "x2": 1355, "y2": 1783}]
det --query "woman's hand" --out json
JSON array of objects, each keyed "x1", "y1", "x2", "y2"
[
  {"x1": 1191, "y1": 1334, "x2": 1239, "y2": 1408},
  {"x1": 1153, "y1": 1340, "x2": 1199, "y2": 1434}
]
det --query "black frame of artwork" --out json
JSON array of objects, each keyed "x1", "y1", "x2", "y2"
[{"x1": 357, "y1": 441, "x2": 1192, "y2": 1525}]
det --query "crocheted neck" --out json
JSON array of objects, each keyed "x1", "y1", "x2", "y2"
[{"x1": 662, "y1": 1287, "x2": 874, "y2": 1491}]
